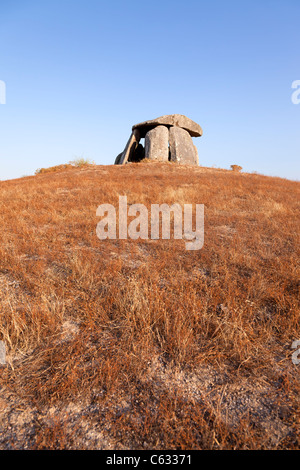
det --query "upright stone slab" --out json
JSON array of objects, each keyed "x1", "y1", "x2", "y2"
[
  {"x1": 169, "y1": 126, "x2": 198, "y2": 165},
  {"x1": 114, "y1": 152, "x2": 123, "y2": 165},
  {"x1": 145, "y1": 125, "x2": 169, "y2": 162},
  {"x1": 116, "y1": 128, "x2": 141, "y2": 165}
]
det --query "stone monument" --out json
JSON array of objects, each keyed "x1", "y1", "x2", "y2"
[{"x1": 115, "y1": 114, "x2": 203, "y2": 166}]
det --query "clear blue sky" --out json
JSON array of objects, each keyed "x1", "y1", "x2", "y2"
[{"x1": 0, "y1": 0, "x2": 299, "y2": 181}]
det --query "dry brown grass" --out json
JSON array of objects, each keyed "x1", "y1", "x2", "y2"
[{"x1": 0, "y1": 161, "x2": 299, "y2": 449}]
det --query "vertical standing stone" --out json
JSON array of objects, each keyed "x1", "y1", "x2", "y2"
[
  {"x1": 169, "y1": 126, "x2": 198, "y2": 165},
  {"x1": 145, "y1": 125, "x2": 169, "y2": 162},
  {"x1": 117, "y1": 128, "x2": 141, "y2": 165}
]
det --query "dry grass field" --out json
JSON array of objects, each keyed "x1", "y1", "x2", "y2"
[{"x1": 0, "y1": 161, "x2": 299, "y2": 450}]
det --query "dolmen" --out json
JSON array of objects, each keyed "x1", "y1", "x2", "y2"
[{"x1": 114, "y1": 114, "x2": 203, "y2": 166}]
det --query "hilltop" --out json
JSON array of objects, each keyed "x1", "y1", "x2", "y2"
[{"x1": 0, "y1": 161, "x2": 299, "y2": 449}]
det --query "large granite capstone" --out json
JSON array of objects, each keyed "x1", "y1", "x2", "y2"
[{"x1": 133, "y1": 114, "x2": 203, "y2": 138}]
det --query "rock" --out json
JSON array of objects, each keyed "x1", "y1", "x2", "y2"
[
  {"x1": 115, "y1": 114, "x2": 203, "y2": 165},
  {"x1": 133, "y1": 114, "x2": 203, "y2": 138},
  {"x1": 169, "y1": 126, "x2": 198, "y2": 165},
  {"x1": 114, "y1": 152, "x2": 123, "y2": 165},
  {"x1": 116, "y1": 141, "x2": 144, "y2": 164},
  {"x1": 145, "y1": 125, "x2": 169, "y2": 162},
  {"x1": 116, "y1": 129, "x2": 141, "y2": 165},
  {"x1": 0, "y1": 341, "x2": 6, "y2": 366}
]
